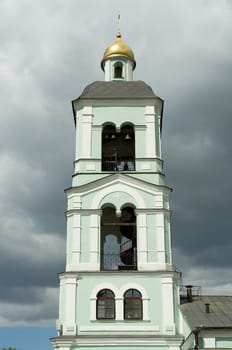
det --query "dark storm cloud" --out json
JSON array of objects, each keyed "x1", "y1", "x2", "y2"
[
  {"x1": 0, "y1": 245, "x2": 64, "y2": 288},
  {"x1": 0, "y1": 286, "x2": 49, "y2": 305},
  {"x1": 163, "y1": 61, "x2": 232, "y2": 271},
  {"x1": 0, "y1": 0, "x2": 232, "y2": 326}
]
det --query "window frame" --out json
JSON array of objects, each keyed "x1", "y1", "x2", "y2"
[
  {"x1": 124, "y1": 289, "x2": 143, "y2": 320},
  {"x1": 96, "y1": 289, "x2": 115, "y2": 320},
  {"x1": 114, "y1": 61, "x2": 123, "y2": 79},
  {"x1": 101, "y1": 123, "x2": 135, "y2": 172}
]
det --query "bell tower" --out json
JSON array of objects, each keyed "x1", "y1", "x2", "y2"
[{"x1": 51, "y1": 26, "x2": 183, "y2": 350}]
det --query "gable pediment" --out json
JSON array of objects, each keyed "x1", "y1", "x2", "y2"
[
  {"x1": 66, "y1": 173, "x2": 171, "y2": 197},
  {"x1": 66, "y1": 174, "x2": 171, "y2": 210}
]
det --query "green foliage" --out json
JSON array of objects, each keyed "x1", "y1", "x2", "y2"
[{"x1": 2, "y1": 347, "x2": 16, "y2": 350}]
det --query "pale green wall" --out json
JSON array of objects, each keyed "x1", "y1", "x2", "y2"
[
  {"x1": 216, "y1": 337, "x2": 232, "y2": 348},
  {"x1": 79, "y1": 186, "x2": 168, "y2": 209},
  {"x1": 72, "y1": 173, "x2": 109, "y2": 187},
  {"x1": 71, "y1": 347, "x2": 169, "y2": 350},
  {"x1": 74, "y1": 273, "x2": 175, "y2": 332},
  {"x1": 72, "y1": 172, "x2": 166, "y2": 187},
  {"x1": 58, "y1": 93, "x2": 182, "y2": 350},
  {"x1": 73, "y1": 104, "x2": 164, "y2": 188},
  {"x1": 128, "y1": 173, "x2": 165, "y2": 185},
  {"x1": 75, "y1": 109, "x2": 83, "y2": 160},
  {"x1": 72, "y1": 345, "x2": 169, "y2": 350},
  {"x1": 93, "y1": 106, "x2": 145, "y2": 126},
  {"x1": 173, "y1": 281, "x2": 181, "y2": 334},
  {"x1": 91, "y1": 127, "x2": 101, "y2": 159},
  {"x1": 164, "y1": 215, "x2": 171, "y2": 264},
  {"x1": 59, "y1": 278, "x2": 65, "y2": 323},
  {"x1": 66, "y1": 184, "x2": 172, "y2": 266},
  {"x1": 147, "y1": 214, "x2": 157, "y2": 262},
  {"x1": 80, "y1": 215, "x2": 90, "y2": 263},
  {"x1": 155, "y1": 110, "x2": 161, "y2": 158},
  {"x1": 66, "y1": 217, "x2": 73, "y2": 265}
]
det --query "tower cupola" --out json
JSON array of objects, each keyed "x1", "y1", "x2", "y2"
[
  {"x1": 101, "y1": 32, "x2": 136, "y2": 70},
  {"x1": 101, "y1": 18, "x2": 136, "y2": 81}
]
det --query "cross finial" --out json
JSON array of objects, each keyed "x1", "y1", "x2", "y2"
[{"x1": 117, "y1": 14, "x2": 121, "y2": 38}]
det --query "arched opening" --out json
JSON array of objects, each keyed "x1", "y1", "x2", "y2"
[
  {"x1": 101, "y1": 205, "x2": 137, "y2": 271},
  {"x1": 114, "y1": 62, "x2": 123, "y2": 78},
  {"x1": 102, "y1": 123, "x2": 135, "y2": 171},
  {"x1": 96, "y1": 289, "x2": 115, "y2": 319},
  {"x1": 102, "y1": 124, "x2": 117, "y2": 171},
  {"x1": 124, "y1": 289, "x2": 142, "y2": 320}
]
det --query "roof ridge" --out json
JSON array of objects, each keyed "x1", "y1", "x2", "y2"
[{"x1": 76, "y1": 80, "x2": 158, "y2": 100}]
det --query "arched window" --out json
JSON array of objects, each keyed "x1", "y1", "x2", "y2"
[
  {"x1": 102, "y1": 124, "x2": 117, "y2": 171},
  {"x1": 124, "y1": 289, "x2": 142, "y2": 320},
  {"x1": 102, "y1": 123, "x2": 135, "y2": 171},
  {"x1": 114, "y1": 62, "x2": 123, "y2": 78},
  {"x1": 101, "y1": 206, "x2": 137, "y2": 271},
  {"x1": 96, "y1": 289, "x2": 115, "y2": 319}
]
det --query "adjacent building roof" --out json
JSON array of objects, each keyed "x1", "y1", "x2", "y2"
[
  {"x1": 77, "y1": 81, "x2": 159, "y2": 100},
  {"x1": 180, "y1": 296, "x2": 232, "y2": 329}
]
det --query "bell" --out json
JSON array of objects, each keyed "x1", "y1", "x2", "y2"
[{"x1": 125, "y1": 133, "x2": 131, "y2": 140}]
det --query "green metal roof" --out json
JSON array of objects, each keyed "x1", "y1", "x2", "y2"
[
  {"x1": 77, "y1": 81, "x2": 159, "y2": 99},
  {"x1": 180, "y1": 296, "x2": 232, "y2": 329}
]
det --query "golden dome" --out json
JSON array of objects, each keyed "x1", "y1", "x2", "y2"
[{"x1": 101, "y1": 33, "x2": 136, "y2": 70}]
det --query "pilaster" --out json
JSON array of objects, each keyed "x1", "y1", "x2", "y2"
[
  {"x1": 162, "y1": 277, "x2": 175, "y2": 333},
  {"x1": 90, "y1": 214, "x2": 100, "y2": 265},
  {"x1": 145, "y1": 106, "x2": 156, "y2": 157},
  {"x1": 81, "y1": 106, "x2": 93, "y2": 158},
  {"x1": 64, "y1": 276, "x2": 77, "y2": 336},
  {"x1": 137, "y1": 213, "x2": 148, "y2": 268},
  {"x1": 156, "y1": 213, "x2": 166, "y2": 264}
]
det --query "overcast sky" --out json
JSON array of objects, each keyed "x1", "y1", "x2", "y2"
[{"x1": 1, "y1": 0, "x2": 232, "y2": 337}]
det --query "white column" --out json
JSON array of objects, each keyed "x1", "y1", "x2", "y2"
[
  {"x1": 59, "y1": 278, "x2": 65, "y2": 322},
  {"x1": 92, "y1": 125, "x2": 102, "y2": 169},
  {"x1": 75, "y1": 110, "x2": 80, "y2": 161},
  {"x1": 64, "y1": 276, "x2": 77, "y2": 335},
  {"x1": 72, "y1": 214, "x2": 81, "y2": 265},
  {"x1": 142, "y1": 297, "x2": 150, "y2": 321},
  {"x1": 157, "y1": 113, "x2": 162, "y2": 158},
  {"x1": 90, "y1": 297, "x2": 97, "y2": 320},
  {"x1": 104, "y1": 60, "x2": 111, "y2": 81},
  {"x1": 145, "y1": 106, "x2": 156, "y2": 157},
  {"x1": 65, "y1": 214, "x2": 72, "y2": 269},
  {"x1": 166, "y1": 214, "x2": 173, "y2": 265},
  {"x1": 204, "y1": 338, "x2": 216, "y2": 348},
  {"x1": 137, "y1": 213, "x2": 148, "y2": 268},
  {"x1": 116, "y1": 297, "x2": 124, "y2": 320},
  {"x1": 81, "y1": 106, "x2": 93, "y2": 158},
  {"x1": 156, "y1": 213, "x2": 166, "y2": 263},
  {"x1": 162, "y1": 277, "x2": 174, "y2": 333},
  {"x1": 73, "y1": 195, "x2": 81, "y2": 209},
  {"x1": 90, "y1": 213, "x2": 100, "y2": 267},
  {"x1": 125, "y1": 60, "x2": 134, "y2": 81},
  {"x1": 156, "y1": 194, "x2": 163, "y2": 208}
]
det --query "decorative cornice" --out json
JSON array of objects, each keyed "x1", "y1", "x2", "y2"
[
  {"x1": 65, "y1": 173, "x2": 172, "y2": 195},
  {"x1": 51, "y1": 334, "x2": 184, "y2": 346}
]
